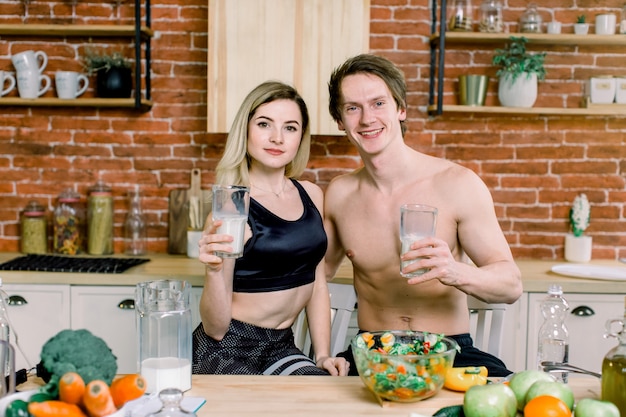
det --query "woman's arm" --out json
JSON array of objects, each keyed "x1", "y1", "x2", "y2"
[{"x1": 197, "y1": 217, "x2": 237, "y2": 340}]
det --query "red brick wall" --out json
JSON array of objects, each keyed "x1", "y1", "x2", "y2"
[{"x1": 0, "y1": 0, "x2": 625, "y2": 260}]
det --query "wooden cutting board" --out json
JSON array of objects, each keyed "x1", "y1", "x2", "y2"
[{"x1": 168, "y1": 169, "x2": 212, "y2": 254}]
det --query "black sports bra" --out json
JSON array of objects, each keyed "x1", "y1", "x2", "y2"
[{"x1": 233, "y1": 180, "x2": 327, "y2": 293}]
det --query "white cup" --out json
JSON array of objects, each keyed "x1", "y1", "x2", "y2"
[
  {"x1": 595, "y1": 13, "x2": 616, "y2": 35},
  {"x1": 55, "y1": 71, "x2": 89, "y2": 99},
  {"x1": 400, "y1": 204, "x2": 438, "y2": 278},
  {"x1": 0, "y1": 71, "x2": 16, "y2": 97},
  {"x1": 212, "y1": 185, "x2": 250, "y2": 258},
  {"x1": 547, "y1": 21, "x2": 561, "y2": 34},
  {"x1": 16, "y1": 70, "x2": 51, "y2": 99},
  {"x1": 11, "y1": 50, "x2": 48, "y2": 74}
]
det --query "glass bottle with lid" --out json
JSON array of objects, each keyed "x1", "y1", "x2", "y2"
[
  {"x1": 87, "y1": 180, "x2": 114, "y2": 255},
  {"x1": 124, "y1": 188, "x2": 146, "y2": 256},
  {"x1": 519, "y1": 3, "x2": 542, "y2": 33},
  {"x1": 602, "y1": 296, "x2": 626, "y2": 416},
  {"x1": 479, "y1": 0, "x2": 503, "y2": 33},
  {"x1": 53, "y1": 188, "x2": 86, "y2": 255},
  {"x1": 448, "y1": 0, "x2": 473, "y2": 32},
  {"x1": 20, "y1": 200, "x2": 47, "y2": 254}
]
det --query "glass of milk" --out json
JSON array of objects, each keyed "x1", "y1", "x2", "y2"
[
  {"x1": 400, "y1": 204, "x2": 438, "y2": 278},
  {"x1": 136, "y1": 280, "x2": 192, "y2": 394},
  {"x1": 211, "y1": 185, "x2": 250, "y2": 258}
]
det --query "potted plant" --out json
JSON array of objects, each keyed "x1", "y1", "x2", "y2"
[
  {"x1": 492, "y1": 36, "x2": 546, "y2": 107},
  {"x1": 574, "y1": 15, "x2": 589, "y2": 35},
  {"x1": 83, "y1": 48, "x2": 133, "y2": 99},
  {"x1": 564, "y1": 193, "x2": 592, "y2": 262}
]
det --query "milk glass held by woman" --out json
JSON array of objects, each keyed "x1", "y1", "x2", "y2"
[{"x1": 193, "y1": 81, "x2": 349, "y2": 376}]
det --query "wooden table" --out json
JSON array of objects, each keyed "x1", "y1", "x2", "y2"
[{"x1": 186, "y1": 374, "x2": 601, "y2": 417}]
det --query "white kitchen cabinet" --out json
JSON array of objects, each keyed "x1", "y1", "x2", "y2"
[
  {"x1": 3, "y1": 284, "x2": 71, "y2": 371},
  {"x1": 71, "y1": 285, "x2": 204, "y2": 374},
  {"x1": 525, "y1": 292, "x2": 624, "y2": 374},
  {"x1": 70, "y1": 286, "x2": 138, "y2": 374}
]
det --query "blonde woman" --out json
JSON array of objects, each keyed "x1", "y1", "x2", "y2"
[{"x1": 193, "y1": 81, "x2": 349, "y2": 376}]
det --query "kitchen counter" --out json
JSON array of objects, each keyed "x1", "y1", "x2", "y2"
[
  {"x1": 186, "y1": 374, "x2": 600, "y2": 417},
  {"x1": 0, "y1": 252, "x2": 624, "y2": 293}
]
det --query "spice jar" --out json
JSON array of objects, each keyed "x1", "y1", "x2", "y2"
[
  {"x1": 519, "y1": 3, "x2": 542, "y2": 33},
  {"x1": 479, "y1": 0, "x2": 503, "y2": 33},
  {"x1": 448, "y1": 0, "x2": 473, "y2": 32},
  {"x1": 53, "y1": 188, "x2": 86, "y2": 255},
  {"x1": 87, "y1": 180, "x2": 113, "y2": 255},
  {"x1": 20, "y1": 200, "x2": 47, "y2": 254}
]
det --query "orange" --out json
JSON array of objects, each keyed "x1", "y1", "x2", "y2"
[{"x1": 524, "y1": 395, "x2": 572, "y2": 417}]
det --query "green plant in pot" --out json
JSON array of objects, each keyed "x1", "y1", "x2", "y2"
[
  {"x1": 574, "y1": 14, "x2": 589, "y2": 35},
  {"x1": 83, "y1": 49, "x2": 133, "y2": 99},
  {"x1": 564, "y1": 193, "x2": 592, "y2": 262},
  {"x1": 492, "y1": 36, "x2": 546, "y2": 108}
]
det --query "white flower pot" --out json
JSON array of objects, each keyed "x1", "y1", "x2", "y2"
[
  {"x1": 498, "y1": 73, "x2": 537, "y2": 107},
  {"x1": 564, "y1": 234, "x2": 592, "y2": 263},
  {"x1": 574, "y1": 23, "x2": 589, "y2": 35}
]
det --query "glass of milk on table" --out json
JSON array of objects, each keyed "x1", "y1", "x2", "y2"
[
  {"x1": 400, "y1": 204, "x2": 438, "y2": 278},
  {"x1": 136, "y1": 280, "x2": 192, "y2": 394},
  {"x1": 212, "y1": 185, "x2": 250, "y2": 258}
]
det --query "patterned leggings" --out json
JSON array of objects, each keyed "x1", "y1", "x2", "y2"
[{"x1": 192, "y1": 319, "x2": 328, "y2": 375}]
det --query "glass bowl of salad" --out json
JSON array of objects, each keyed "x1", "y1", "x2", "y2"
[{"x1": 351, "y1": 330, "x2": 459, "y2": 403}]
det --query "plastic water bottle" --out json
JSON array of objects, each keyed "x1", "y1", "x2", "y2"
[{"x1": 537, "y1": 284, "x2": 570, "y2": 382}]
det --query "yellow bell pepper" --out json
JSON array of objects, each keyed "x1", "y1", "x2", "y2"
[{"x1": 444, "y1": 366, "x2": 488, "y2": 392}]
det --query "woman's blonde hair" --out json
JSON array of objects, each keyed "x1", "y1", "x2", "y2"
[{"x1": 215, "y1": 81, "x2": 311, "y2": 186}]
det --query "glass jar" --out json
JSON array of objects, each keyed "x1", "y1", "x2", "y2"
[
  {"x1": 53, "y1": 188, "x2": 86, "y2": 255},
  {"x1": 448, "y1": 0, "x2": 473, "y2": 32},
  {"x1": 87, "y1": 180, "x2": 113, "y2": 255},
  {"x1": 147, "y1": 388, "x2": 196, "y2": 417},
  {"x1": 621, "y1": 3, "x2": 626, "y2": 34},
  {"x1": 20, "y1": 200, "x2": 47, "y2": 254},
  {"x1": 479, "y1": 0, "x2": 503, "y2": 33},
  {"x1": 519, "y1": 3, "x2": 542, "y2": 33}
]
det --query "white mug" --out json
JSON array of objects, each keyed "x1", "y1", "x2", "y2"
[
  {"x1": 55, "y1": 71, "x2": 89, "y2": 99},
  {"x1": 0, "y1": 71, "x2": 16, "y2": 97},
  {"x1": 16, "y1": 70, "x2": 51, "y2": 99},
  {"x1": 11, "y1": 50, "x2": 48, "y2": 74},
  {"x1": 595, "y1": 13, "x2": 616, "y2": 35}
]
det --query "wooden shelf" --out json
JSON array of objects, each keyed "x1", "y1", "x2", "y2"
[
  {"x1": 427, "y1": 104, "x2": 626, "y2": 116},
  {"x1": 0, "y1": 24, "x2": 153, "y2": 40},
  {"x1": 430, "y1": 32, "x2": 626, "y2": 47},
  {"x1": 0, "y1": 97, "x2": 153, "y2": 111}
]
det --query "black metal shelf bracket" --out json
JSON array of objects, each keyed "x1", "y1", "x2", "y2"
[{"x1": 429, "y1": 0, "x2": 447, "y2": 116}]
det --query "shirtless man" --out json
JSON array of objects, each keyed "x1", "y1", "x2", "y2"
[{"x1": 324, "y1": 54, "x2": 522, "y2": 376}]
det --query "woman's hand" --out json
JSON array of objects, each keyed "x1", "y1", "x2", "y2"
[
  {"x1": 198, "y1": 219, "x2": 234, "y2": 270},
  {"x1": 316, "y1": 356, "x2": 350, "y2": 376}
]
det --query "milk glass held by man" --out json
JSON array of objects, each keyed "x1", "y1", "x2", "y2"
[
  {"x1": 193, "y1": 81, "x2": 349, "y2": 376},
  {"x1": 323, "y1": 54, "x2": 522, "y2": 377}
]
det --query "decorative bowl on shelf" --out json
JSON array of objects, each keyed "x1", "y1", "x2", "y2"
[{"x1": 351, "y1": 330, "x2": 459, "y2": 403}]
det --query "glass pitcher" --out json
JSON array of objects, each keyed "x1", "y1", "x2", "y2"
[
  {"x1": 602, "y1": 312, "x2": 626, "y2": 416},
  {"x1": 136, "y1": 280, "x2": 192, "y2": 394},
  {"x1": 0, "y1": 340, "x2": 15, "y2": 398}
]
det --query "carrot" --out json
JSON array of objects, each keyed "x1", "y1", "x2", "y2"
[
  {"x1": 110, "y1": 373, "x2": 147, "y2": 408},
  {"x1": 59, "y1": 371, "x2": 86, "y2": 405},
  {"x1": 82, "y1": 380, "x2": 117, "y2": 417},
  {"x1": 28, "y1": 400, "x2": 87, "y2": 417}
]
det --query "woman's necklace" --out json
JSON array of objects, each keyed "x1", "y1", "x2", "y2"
[{"x1": 251, "y1": 178, "x2": 288, "y2": 197}]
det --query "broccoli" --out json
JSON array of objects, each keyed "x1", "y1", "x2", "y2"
[{"x1": 37, "y1": 329, "x2": 118, "y2": 396}]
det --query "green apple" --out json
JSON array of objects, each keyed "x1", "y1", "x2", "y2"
[
  {"x1": 574, "y1": 398, "x2": 620, "y2": 417},
  {"x1": 463, "y1": 383, "x2": 517, "y2": 417},
  {"x1": 525, "y1": 380, "x2": 575, "y2": 410},
  {"x1": 508, "y1": 369, "x2": 555, "y2": 411}
]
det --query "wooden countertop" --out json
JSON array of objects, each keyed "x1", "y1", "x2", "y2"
[
  {"x1": 0, "y1": 252, "x2": 624, "y2": 293},
  {"x1": 186, "y1": 374, "x2": 601, "y2": 417}
]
